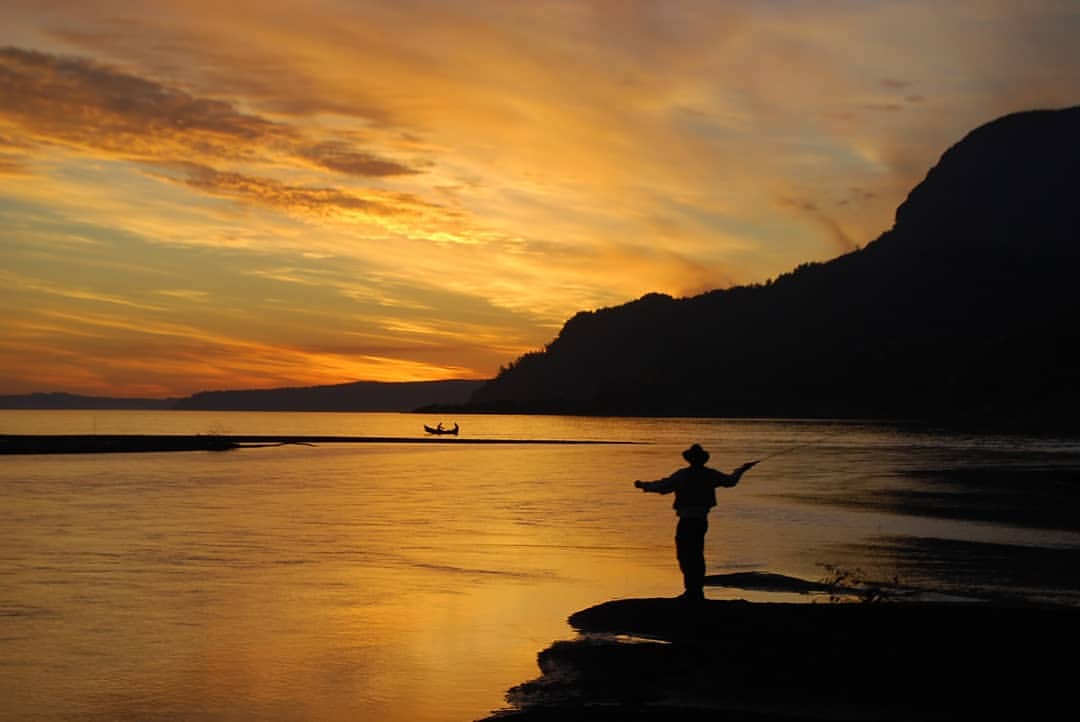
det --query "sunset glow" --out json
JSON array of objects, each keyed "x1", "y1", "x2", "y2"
[{"x1": 2, "y1": 0, "x2": 1078, "y2": 395}]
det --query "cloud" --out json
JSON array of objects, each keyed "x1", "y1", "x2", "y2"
[
  {"x1": 0, "y1": 155, "x2": 29, "y2": 175},
  {"x1": 22, "y1": 306, "x2": 478, "y2": 389},
  {"x1": 299, "y1": 140, "x2": 419, "y2": 177},
  {"x1": 156, "y1": 289, "x2": 211, "y2": 301},
  {"x1": 0, "y1": 269, "x2": 168, "y2": 311},
  {"x1": 38, "y1": 10, "x2": 397, "y2": 122},
  {"x1": 777, "y1": 197, "x2": 857, "y2": 255},
  {"x1": 881, "y1": 78, "x2": 911, "y2": 90},
  {"x1": 863, "y1": 103, "x2": 904, "y2": 112},
  {"x1": 171, "y1": 164, "x2": 475, "y2": 244},
  {"x1": 180, "y1": 166, "x2": 402, "y2": 217},
  {"x1": 0, "y1": 129, "x2": 32, "y2": 174},
  {"x1": 0, "y1": 46, "x2": 418, "y2": 176},
  {"x1": 0, "y1": 46, "x2": 286, "y2": 159}
]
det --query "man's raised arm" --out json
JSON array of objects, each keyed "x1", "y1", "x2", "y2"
[{"x1": 715, "y1": 460, "x2": 760, "y2": 488}]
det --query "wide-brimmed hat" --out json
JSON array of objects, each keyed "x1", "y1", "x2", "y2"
[{"x1": 682, "y1": 443, "x2": 709, "y2": 465}]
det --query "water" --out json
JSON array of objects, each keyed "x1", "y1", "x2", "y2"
[{"x1": 2, "y1": 411, "x2": 1079, "y2": 721}]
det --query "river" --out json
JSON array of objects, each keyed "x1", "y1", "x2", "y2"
[{"x1": 2, "y1": 411, "x2": 1079, "y2": 721}]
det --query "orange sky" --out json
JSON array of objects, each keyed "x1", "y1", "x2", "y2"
[{"x1": 2, "y1": 0, "x2": 1078, "y2": 396}]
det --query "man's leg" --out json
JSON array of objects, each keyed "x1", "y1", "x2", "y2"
[{"x1": 675, "y1": 517, "x2": 708, "y2": 599}]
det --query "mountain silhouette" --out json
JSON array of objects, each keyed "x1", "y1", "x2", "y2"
[{"x1": 467, "y1": 107, "x2": 1080, "y2": 424}]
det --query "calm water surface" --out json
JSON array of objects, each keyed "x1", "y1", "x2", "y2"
[{"x1": 3, "y1": 411, "x2": 1079, "y2": 721}]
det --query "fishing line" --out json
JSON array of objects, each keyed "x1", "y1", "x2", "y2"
[{"x1": 753, "y1": 424, "x2": 854, "y2": 463}]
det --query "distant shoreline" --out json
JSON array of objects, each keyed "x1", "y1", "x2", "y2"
[
  {"x1": 0, "y1": 379, "x2": 487, "y2": 413},
  {"x1": 0, "y1": 434, "x2": 639, "y2": 455},
  {"x1": 5, "y1": 404, "x2": 1080, "y2": 435}
]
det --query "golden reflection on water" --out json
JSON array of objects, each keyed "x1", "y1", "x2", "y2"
[
  {"x1": 2, "y1": 441, "x2": 679, "y2": 722},
  {"x1": 3, "y1": 414, "x2": 1080, "y2": 722}
]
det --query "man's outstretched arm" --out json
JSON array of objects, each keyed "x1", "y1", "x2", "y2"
[
  {"x1": 634, "y1": 475, "x2": 676, "y2": 494},
  {"x1": 715, "y1": 460, "x2": 760, "y2": 488}
]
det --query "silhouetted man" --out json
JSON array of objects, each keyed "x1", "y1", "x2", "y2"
[{"x1": 635, "y1": 444, "x2": 758, "y2": 601}]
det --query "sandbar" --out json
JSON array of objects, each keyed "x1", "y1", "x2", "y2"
[{"x1": 0, "y1": 434, "x2": 635, "y2": 454}]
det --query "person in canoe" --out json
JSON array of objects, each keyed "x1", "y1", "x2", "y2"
[
  {"x1": 634, "y1": 444, "x2": 758, "y2": 601},
  {"x1": 424, "y1": 422, "x2": 460, "y2": 435}
]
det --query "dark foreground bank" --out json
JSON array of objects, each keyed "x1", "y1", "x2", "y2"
[{"x1": 479, "y1": 597, "x2": 1080, "y2": 721}]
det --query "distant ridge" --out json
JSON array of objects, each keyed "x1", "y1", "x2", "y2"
[
  {"x1": 1, "y1": 380, "x2": 486, "y2": 412},
  {"x1": 0, "y1": 392, "x2": 175, "y2": 410},
  {"x1": 173, "y1": 379, "x2": 485, "y2": 412},
  {"x1": 466, "y1": 106, "x2": 1080, "y2": 425}
]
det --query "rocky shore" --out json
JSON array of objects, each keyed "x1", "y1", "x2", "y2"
[{"x1": 480, "y1": 596, "x2": 1079, "y2": 721}]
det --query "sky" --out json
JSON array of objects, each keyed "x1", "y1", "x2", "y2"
[{"x1": 1, "y1": 0, "x2": 1078, "y2": 397}]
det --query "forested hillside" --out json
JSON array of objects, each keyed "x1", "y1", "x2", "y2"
[{"x1": 467, "y1": 107, "x2": 1080, "y2": 424}]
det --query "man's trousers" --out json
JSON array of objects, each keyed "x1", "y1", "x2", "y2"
[{"x1": 675, "y1": 516, "x2": 708, "y2": 598}]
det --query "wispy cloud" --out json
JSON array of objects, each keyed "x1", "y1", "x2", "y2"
[
  {"x1": 299, "y1": 140, "x2": 419, "y2": 177},
  {"x1": 0, "y1": 270, "x2": 168, "y2": 312},
  {"x1": 0, "y1": 46, "x2": 418, "y2": 176},
  {"x1": 0, "y1": 155, "x2": 29, "y2": 175},
  {"x1": 776, "y1": 197, "x2": 858, "y2": 255},
  {"x1": 0, "y1": 46, "x2": 287, "y2": 160},
  {"x1": 23, "y1": 306, "x2": 476, "y2": 387},
  {"x1": 0, "y1": 129, "x2": 32, "y2": 174},
  {"x1": 156, "y1": 289, "x2": 211, "y2": 301},
  {"x1": 175, "y1": 164, "x2": 449, "y2": 223}
]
